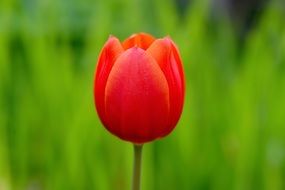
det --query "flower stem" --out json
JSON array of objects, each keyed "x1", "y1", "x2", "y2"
[{"x1": 132, "y1": 144, "x2": 143, "y2": 190}]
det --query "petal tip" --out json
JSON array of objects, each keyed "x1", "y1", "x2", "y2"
[{"x1": 108, "y1": 34, "x2": 115, "y2": 39}]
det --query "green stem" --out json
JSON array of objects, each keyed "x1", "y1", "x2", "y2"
[{"x1": 132, "y1": 144, "x2": 143, "y2": 190}]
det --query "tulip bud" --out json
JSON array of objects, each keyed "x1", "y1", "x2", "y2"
[{"x1": 94, "y1": 33, "x2": 185, "y2": 144}]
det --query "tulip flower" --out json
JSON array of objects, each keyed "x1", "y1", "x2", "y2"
[{"x1": 93, "y1": 33, "x2": 185, "y2": 190}]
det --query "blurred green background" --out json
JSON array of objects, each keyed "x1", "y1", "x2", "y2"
[{"x1": 1, "y1": 0, "x2": 285, "y2": 189}]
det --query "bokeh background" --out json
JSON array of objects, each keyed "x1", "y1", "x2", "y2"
[{"x1": 1, "y1": 0, "x2": 285, "y2": 189}]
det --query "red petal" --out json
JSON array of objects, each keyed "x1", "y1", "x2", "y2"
[
  {"x1": 169, "y1": 39, "x2": 185, "y2": 95},
  {"x1": 104, "y1": 47, "x2": 170, "y2": 143},
  {"x1": 94, "y1": 36, "x2": 124, "y2": 126},
  {"x1": 122, "y1": 33, "x2": 156, "y2": 50},
  {"x1": 147, "y1": 37, "x2": 185, "y2": 136}
]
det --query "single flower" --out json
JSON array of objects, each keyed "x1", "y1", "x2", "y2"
[{"x1": 94, "y1": 33, "x2": 185, "y2": 144}]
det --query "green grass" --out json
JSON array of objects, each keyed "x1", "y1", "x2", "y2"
[{"x1": 0, "y1": 0, "x2": 285, "y2": 189}]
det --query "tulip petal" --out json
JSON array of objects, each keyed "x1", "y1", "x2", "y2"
[
  {"x1": 147, "y1": 37, "x2": 185, "y2": 136},
  {"x1": 105, "y1": 47, "x2": 170, "y2": 143},
  {"x1": 94, "y1": 36, "x2": 124, "y2": 126},
  {"x1": 169, "y1": 39, "x2": 186, "y2": 95},
  {"x1": 122, "y1": 33, "x2": 155, "y2": 50}
]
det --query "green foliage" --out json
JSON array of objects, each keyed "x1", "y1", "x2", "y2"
[{"x1": 0, "y1": 0, "x2": 285, "y2": 189}]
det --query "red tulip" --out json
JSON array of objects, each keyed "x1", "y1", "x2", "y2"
[{"x1": 94, "y1": 33, "x2": 185, "y2": 144}]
